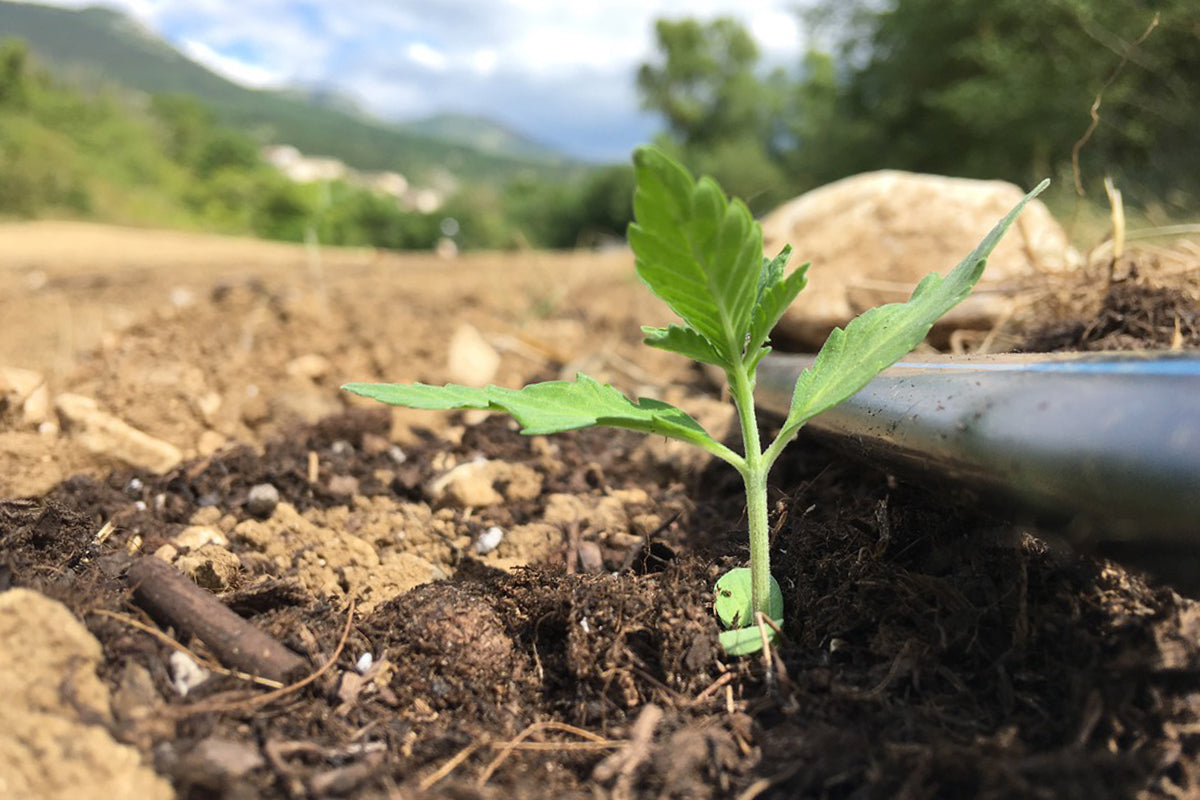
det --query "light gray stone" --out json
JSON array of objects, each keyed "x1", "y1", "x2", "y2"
[
  {"x1": 246, "y1": 482, "x2": 280, "y2": 517},
  {"x1": 760, "y1": 170, "x2": 1077, "y2": 349}
]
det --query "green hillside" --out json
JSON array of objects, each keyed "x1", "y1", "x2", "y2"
[
  {"x1": 404, "y1": 113, "x2": 565, "y2": 162},
  {"x1": 0, "y1": 34, "x2": 635, "y2": 252},
  {"x1": 0, "y1": 36, "x2": 451, "y2": 247},
  {"x1": 0, "y1": 0, "x2": 580, "y2": 184}
]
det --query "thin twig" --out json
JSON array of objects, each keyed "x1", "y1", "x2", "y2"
[
  {"x1": 126, "y1": 557, "x2": 308, "y2": 684},
  {"x1": 1071, "y1": 14, "x2": 1159, "y2": 196},
  {"x1": 91, "y1": 608, "x2": 283, "y2": 688},
  {"x1": 504, "y1": 741, "x2": 623, "y2": 752},
  {"x1": 173, "y1": 596, "x2": 356, "y2": 717},
  {"x1": 476, "y1": 721, "x2": 612, "y2": 787},
  {"x1": 690, "y1": 671, "x2": 735, "y2": 707},
  {"x1": 418, "y1": 741, "x2": 482, "y2": 791}
]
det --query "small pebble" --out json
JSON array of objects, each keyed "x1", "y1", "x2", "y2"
[
  {"x1": 168, "y1": 651, "x2": 210, "y2": 697},
  {"x1": 168, "y1": 287, "x2": 196, "y2": 309},
  {"x1": 327, "y1": 474, "x2": 359, "y2": 496},
  {"x1": 355, "y1": 652, "x2": 374, "y2": 674},
  {"x1": 473, "y1": 526, "x2": 504, "y2": 555},
  {"x1": 246, "y1": 483, "x2": 280, "y2": 518},
  {"x1": 577, "y1": 541, "x2": 604, "y2": 574},
  {"x1": 173, "y1": 525, "x2": 228, "y2": 551}
]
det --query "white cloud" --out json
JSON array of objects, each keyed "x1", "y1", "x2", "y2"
[
  {"x1": 405, "y1": 42, "x2": 448, "y2": 72},
  {"x1": 179, "y1": 38, "x2": 286, "y2": 88},
  {"x1": 470, "y1": 48, "x2": 499, "y2": 77}
]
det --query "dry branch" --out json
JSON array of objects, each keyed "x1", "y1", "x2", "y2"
[{"x1": 126, "y1": 556, "x2": 308, "y2": 684}]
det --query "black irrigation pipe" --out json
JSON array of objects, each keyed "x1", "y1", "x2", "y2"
[{"x1": 755, "y1": 351, "x2": 1200, "y2": 550}]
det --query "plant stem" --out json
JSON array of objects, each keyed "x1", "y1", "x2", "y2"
[{"x1": 729, "y1": 365, "x2": 772, "y2": 617}]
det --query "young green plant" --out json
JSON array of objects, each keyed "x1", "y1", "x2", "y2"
[{"x1": 343, "y1": 146, "x2": 1048, "y2": 655}]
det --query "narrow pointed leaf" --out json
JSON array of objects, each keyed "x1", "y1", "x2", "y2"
[
  {"x1": 343, "y1": 374, "x2": 725, "y2": 454},
  {"x1": 782, "y1": 180, "x2": 1049, "y2": 435},
  {"x1": 756, "y1": 246, "x2": 792, "y2": 304},
  {"x1": 747, "y1": 260, "x2": 809, "y2": 362},
  {"x1": 629, "y1": 146, "x2": 763, "y2": 362},
  {"x1": 642, "y1": 324, "x2": 724, "y2": 366}
]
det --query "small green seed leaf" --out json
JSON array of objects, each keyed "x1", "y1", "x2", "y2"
[
  {"x1": 719, "y1": 626, "x2": 775, "y2": 657},
  {"x1": 714, "y1": 568, "x2": 783, "y2": 655}
]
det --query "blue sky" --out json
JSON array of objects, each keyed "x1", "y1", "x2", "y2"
[{"x1": 32, "y1": 0, "x2": 806, "y2": 161}]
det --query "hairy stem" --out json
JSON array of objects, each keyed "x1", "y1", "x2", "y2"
[{"x1": 729, "y1": 365, "x2": 772, "y2": 617}]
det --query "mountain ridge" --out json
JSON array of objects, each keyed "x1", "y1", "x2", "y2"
[{"x1": 0, "y1": 0, "x2": 581, "y2": 183}]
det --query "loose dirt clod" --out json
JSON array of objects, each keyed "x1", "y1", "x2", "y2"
[
  {"x1": 0, "y1": 588, "x2": 174, "y2": 800},
  {"x1": 370, "y1": 581, "x2": 522, "y2": 711}
]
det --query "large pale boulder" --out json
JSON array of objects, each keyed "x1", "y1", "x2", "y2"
[{"x1": 760, "y1": 170, "x2": 1076, "y2": 349}]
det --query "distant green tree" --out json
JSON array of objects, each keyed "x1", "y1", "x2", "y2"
[
  {"x1": 637, "y1": 17, "x2": 792, "y2": 212},
  {"x1": 149, "y1": 94, "x2": 261, "y2": 178},
  {"x1": 0, "y1": 118, "x2": 90, "y2": 215},
  {"x1": 571, "y1": 164, "x2": 635, "y2": 244},
  {"x1": 250, "y1": 177, "x2": 313, "y2": 242},
  {"x1": 440, "y1": 187, "x2": 514, "y2": 250},
  {"x1": 0, "y1": 38, "x2": 33, "y2": 108},
  {"x1": 193, "y1": 130, "x2": 261, "y2": 178},
  {"x1": 0, "y1": 39, "x2": 98, "y2": 215},
  {"x1": 314, "y1": 182, "x2": 441, "y2": 250},
  {"x1": 500, "y1": 174, "x2": 577, "y2": 248},
  {"x1": 637, "y1": 18, "x2": 767, "y2": 149},
  {"x1": 150, "y1": 94, "x2": 216, "y2": 164}
]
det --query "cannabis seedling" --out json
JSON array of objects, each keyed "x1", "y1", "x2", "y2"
[{"x1": 344, "y1": 147, "x2": 1047, "y2": 655}]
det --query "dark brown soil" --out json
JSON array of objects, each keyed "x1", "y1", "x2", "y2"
[{"x1": 2, "y1": 226, "x2": 1200, "y2": 799}]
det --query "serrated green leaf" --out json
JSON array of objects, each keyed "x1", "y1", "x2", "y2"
[
  {"x1": 747, "y1": 259, "x2": 809, "y2": 364},
  {"x1": 343, "y1": 374, "x2": 732, "y2": 457},
  {"x1": 756, "y1": 246, "x2": 791, "y2": 304},
  {"x1": 781, "y1": 179, "x2": 1049, "y2": 436},
  {"x1": 642, "y1": 324, "x2": 724, "y2": 366},
  {"x1": 714, "y1": 568, "x2": 783, "y2": 656},
  {"x1": 629, "y1": 145, "x2": 763, "y2": 364},
  {"x1": 629, "y1": 145, "x2": 693, "y2": 240}
]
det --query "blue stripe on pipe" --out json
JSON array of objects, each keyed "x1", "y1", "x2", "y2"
[{"x1": 895, "y1": 356, "x2": 1200, "y2": 376}]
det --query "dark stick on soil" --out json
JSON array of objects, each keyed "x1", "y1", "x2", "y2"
[{"x1": 126, "y1": 556, "x2": 309, "y2": 684}]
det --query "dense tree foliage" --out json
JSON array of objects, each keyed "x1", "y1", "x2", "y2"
[
  {"x1": 638, "y1": 3, "x2": 1200, "y2": 211},
  {"x1": 804, "y1": 0, "x2": 1200, "y2": 205},
  {"x1": 637, "y1": 18, "x2": 792, "y2": 213}
]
